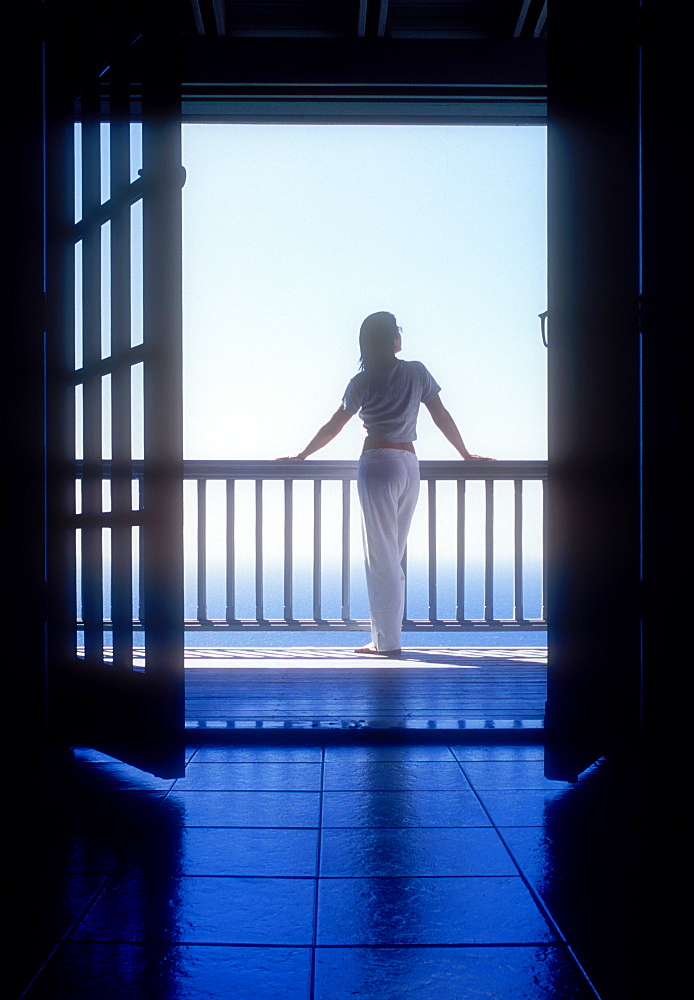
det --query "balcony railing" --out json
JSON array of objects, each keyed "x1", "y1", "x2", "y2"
[
  {"x1": 75, "y1": 459, "x2": 547, "y2": 637},
  {"x1": 182, "y1": 459, "x2": 547, "y2": 634}
]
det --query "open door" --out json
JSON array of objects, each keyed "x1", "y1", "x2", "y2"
[
  {"x1": 544, "y1": 2, "x2": 642, "y2": 780},
  {"x1": 45, "y1": 2, "x2": 185, "y2": 777}
]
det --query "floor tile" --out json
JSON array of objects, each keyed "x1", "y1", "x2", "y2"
[
  {"x1": 172, "y1": 762, "x2": 322, "y2": 791},
  {"x1": 10, "y1": 942, "x2": 58, "y2": 1000},
  {"x1": 475, "y1": 788, "x2": 570, "y2": 826},
  {"x1": 72, "y1": 875, "x2": 315, "y2": 944},
  {"x1": 189, "y1": 746, "x2": 322, "y2": 762},
  {"x1": 322, "y1": 761, "x2": 471, "y2": 791},
  {"x1": 323, "y1": 745, "x2": 456, "y2": 762},
  {"x1": 320, "y1": 827, "x2": 516, "y2": 877},
  {"x1": 500, "y1": 825, "x2": 644, "y2": 1000},
  {"x1": 501, "y1": 822, "x2": 643, "y2": 939},
  {"x1": 43, "y1": 800, "x2": 186, "y2": 878},
  {"x1": 13, "y1": 871, "x2": 107, "y2": 942},
  {"x1": 313, "y1": 945, "x2": 597, "y2": 1000},
  {"x1": 316, "y1": 876, "x2": 556, "y2": 945},
  {"x1": 23, "y1": 942, "x2": 312, "y2": 999},
  {"x1": 459, "y1": 760, "x2": 571, "y2": 789},
  {"x1": 449, "y1": 745, "x2": 545, "y2": 761},
  {"x1": 321, "y1": 789, "x2": 490, "y2": 827},
  {"x1": 75, "y1": 746, "x2": 205, "y2": 766},
  {"x1": 68, "y1": 755, "x2": 177, "y2": 792},
  {"x1": 497, "y1": 826, "x2": 556, "y2": 888},
  {"x1": 179, "y1": 827, "x2": 319, "y2": 876},
  {"x1": 165, "y1": 790, "x2": 321, "y2": 827}
]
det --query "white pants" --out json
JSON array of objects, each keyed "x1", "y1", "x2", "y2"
[{"x1": 357, "y1": 449, "x2": 420, "y2": 650}]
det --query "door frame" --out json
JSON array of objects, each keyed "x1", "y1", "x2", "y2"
[{"x1": 33, "y1": 8, "x2": 646, "y2": 779}]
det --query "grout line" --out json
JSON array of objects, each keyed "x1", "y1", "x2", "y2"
[
  {"x1": 451, "y1": 754, "x2": 603, "y2": 999},
  {"x1": 17, "y1": 942, "x2": 62, "y2": 1000},
  {"x1": 18, "y1": 872, "x2": 113, "y2": 999},
  {"x1": 309, "y1": 747, "x2": 326, "y2": 1000},
  {"x1": 184, "y1": 744, "x2": 202, "y2": 763}
]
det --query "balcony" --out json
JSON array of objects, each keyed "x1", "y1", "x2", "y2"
[{"x1": 77, "y1": 459, "x2": 547, "y2": 734}]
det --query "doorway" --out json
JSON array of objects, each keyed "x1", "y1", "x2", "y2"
[{"x1": 180, "y1": 123, "x2": 548, "y2": 731}]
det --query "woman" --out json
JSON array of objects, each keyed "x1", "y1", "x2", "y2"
[{"x1": 280, "y1": 311, "x2": 489, "y2": 656}]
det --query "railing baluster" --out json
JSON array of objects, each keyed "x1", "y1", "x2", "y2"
[
  {"x1": 428, "y1": 479, "x2": 437, "y2": 620},
  {"x1": 456, "y1": 478, "x2": 466, "y2": 623},
  {"x1": 197, "y1": 478, "x2": 207, "y2": 621},
  {"x1": 402, "y1": 545, "x2": 408, "y2": 621},
  {"x1": 255, "y1": 478, "x2": 263, "y2": 620},
  {"x1": 484, "y1": 479, "x2": 494, "y2": 622},
  {"x1": 129, "y1": 524, "x2": 137, "y2": 633},
  {"x1": 284, "y1": 479, "x2": 293, "y2": 621},
  {"x1": 138, "y1": 520, "x2": 145, "y2": 625},
  {"x1": 226, "y1": 479, "x2": 235, "y2": 622},
  {"x1": 514, "y1": 479, "x2": 524, "y2": 621},
  {"x1": 111, "y1": 473, "x2": 133, "y2": 663},
  {"x1": 313, "y1": 480, "x2": 322, "y2": 620},
  {"x1": 341, "y1": 479, "x2": 350, "y2": 620}
]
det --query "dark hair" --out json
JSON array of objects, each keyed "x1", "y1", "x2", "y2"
[{"x1": 359, "y1": 311, "x2": 400, "y2": 372}]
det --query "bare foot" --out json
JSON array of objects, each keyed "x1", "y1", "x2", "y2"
[{"x1": 354, "y1": 643, "x2": 401, "y2": 658}]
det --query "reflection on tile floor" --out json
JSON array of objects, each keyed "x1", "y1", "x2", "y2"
[{"x1": 12, "y1": 743, "x2": 645, "y2": 999}]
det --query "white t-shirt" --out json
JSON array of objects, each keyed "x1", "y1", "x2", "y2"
[{"x1": 342, "y1": 359, "x2": 441, "y2": 443}]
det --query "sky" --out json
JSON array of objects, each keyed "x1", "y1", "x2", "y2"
[
  {"x1": 181, "y1": 123, "x2": 547, "y2": 463},
  {"x1": 73, "y1": 122, "x2": 548, "y2": 641}
]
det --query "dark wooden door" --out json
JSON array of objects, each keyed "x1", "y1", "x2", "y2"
[
  {"x1": 44, "y1": 2, "x2": 185, "y2": 777},
  {"x1": 544, "y1": 1, "x2": 642, "y2": 781}
]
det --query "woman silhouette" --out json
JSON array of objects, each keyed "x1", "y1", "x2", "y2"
[{"x1": 280, "y1": 312, "x2": 490, "y2": 656}]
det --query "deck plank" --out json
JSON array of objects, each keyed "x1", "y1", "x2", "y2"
[{"x1": 184, "y1": 647, "x2": 547, "y2": 731}]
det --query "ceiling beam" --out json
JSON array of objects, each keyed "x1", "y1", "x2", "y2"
[
  {"x1": 211, "y1": 0, "x2": 226, "y2": 36},
  {"x1": 190, "y1": 0, "x2": 205, "y2": 36},
  {"x1": 358, "y1": 0, "x2": 390, "y2": 38},
  {"x1": 180, "y1": 37, "x2": 546, "y2": 87},
  {"x1": 533, "y1": 1, "x2": 547, "y2": 39},
  {"x1": 189, "y1": 0, "x2": 225, "y2": 37},
  {"x1": 177, "y1": 37, "x2": 546, "y2": 122},
  {"x1": 514, "y1": 0, "x2": 533, "y2": 38},
  {"x1": 514, "y1": 0, "x2": 547, "y2": 39},
  {"x1": 357, "y1": 0, "x2": 368, "y2": 36}
]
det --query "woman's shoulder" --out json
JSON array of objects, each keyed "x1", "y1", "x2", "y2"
[
  {"x1": 402, "y1": 359, "x2": 440, "y2": 396},
  {"x1": 402, "y1": 359, "x2": 432, "y2": 377},
  {"x1": 343, "y1": 369, "x2": 367, "y2": 403},
  {"x1": 346, "y1": 369, "x2": 368, "y2": 389}
]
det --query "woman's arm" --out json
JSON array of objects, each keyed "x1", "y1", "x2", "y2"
[
  {"x1": 424, "y1": 394, "x2": 492, "y2": 460},
  {"x1": 277, "y1": 407, "x2": 353, "y2": 460}
]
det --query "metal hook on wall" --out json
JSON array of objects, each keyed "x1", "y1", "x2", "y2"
[{"x1": 538, "y1": 311, "x2": 548, "y2": 347}]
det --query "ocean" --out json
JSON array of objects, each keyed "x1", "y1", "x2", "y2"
[{"x1": 180, "y1": 563, "x2": 546, "y2": 648}]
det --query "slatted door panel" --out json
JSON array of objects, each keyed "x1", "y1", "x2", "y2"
[{"x1": 46, "y1": 2, "x2": 184, "y2": 777}]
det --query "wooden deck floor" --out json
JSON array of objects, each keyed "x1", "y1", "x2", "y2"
[{"x1": 184, "y1": 646, "x2": 547, "y2": 733}]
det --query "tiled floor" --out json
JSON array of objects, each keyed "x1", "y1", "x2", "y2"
[{"x1": 12, "y1": 742, "x2": 644, "y2": 999}]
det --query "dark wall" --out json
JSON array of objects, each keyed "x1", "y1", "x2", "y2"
[
  {"x1": 640, "y1": 4, "x2": 687, "y2": 739},
  {"x1": 4, "y1": 1, "x2": 48, "y2": 741}
]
